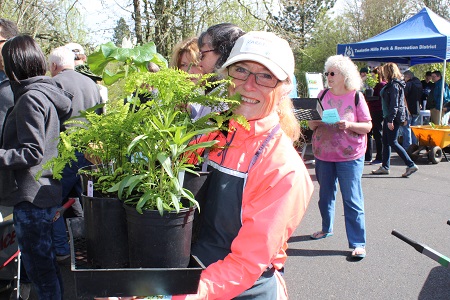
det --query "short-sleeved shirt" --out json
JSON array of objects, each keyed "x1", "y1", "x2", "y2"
[{"x1": 312, "y1": 90, "x2": 371, "y2": 162}]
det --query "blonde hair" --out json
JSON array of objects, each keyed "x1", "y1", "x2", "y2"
[
  {"x1": 169, "y1": 37, "x2": 200, "y2": 69},
  {"x1": 278, "y1": 92, "x2": 301, "y2": 142},
  {"x1": 382, "y1": 62, "x2": 402, "y2": 82}
]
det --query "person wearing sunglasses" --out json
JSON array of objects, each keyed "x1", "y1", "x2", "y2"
[
  {"x1": 188, "y1": 24, "x2": 246, "y2": 121},
  {"x1": 308, "y1": 55, "x2": 372, "y2": 260},
  {"x1": 198, "y1": 23, "x2": 245, "y2": 76},
  {"x1": 173, "y1": 31, "x2": 313, "y2": 300}
]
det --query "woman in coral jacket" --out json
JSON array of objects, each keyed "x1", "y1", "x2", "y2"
[{"x1": 173, "y1": 31, "x2": 313, "y2": 300}]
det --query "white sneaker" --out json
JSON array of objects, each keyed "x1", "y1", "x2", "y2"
[
  {"x1": 372, "y1": 166, "x2": 389, "y2": 175},
  {"x1": 402, "y1": 165, "x2": 418, "y2": 177}
]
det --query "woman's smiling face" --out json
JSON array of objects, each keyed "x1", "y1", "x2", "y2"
[{"x1": 228, "y1": 61, "x2": 286, "y2": 121}]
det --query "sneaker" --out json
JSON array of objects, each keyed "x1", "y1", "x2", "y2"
[
  {"x1": 8, "y1": 282, "x2": 31, "y2": 300},
  {"x1": 56, "y1": 254, "x2": 70, "y2": 262},
  {"x1": 372, "y1": 166, "x2": 389, "y2": 175},
  {"x1": 370, "y1": 159, "x2": 382, "y2": 165},
  {"x1": 19, "y1": 282, "x2": 31, "y2": 300},
  {"x1": 402, "y1": 165, "x2": 418, "y2": 177}
]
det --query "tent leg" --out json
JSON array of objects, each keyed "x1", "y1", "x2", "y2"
[{"x1": 439, "y1": 60, "x2": 447, "y2": 125}]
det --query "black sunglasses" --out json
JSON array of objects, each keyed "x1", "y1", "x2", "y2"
[
  {"x1": 0, "y1": 39, "x2": 7, "y2": 43},
  {"x1": 324, "y1": 72, "x2": 337, "y2": 77},
  {"x1": 199, "y1": 49, "x2": 216, "y2": 60}
]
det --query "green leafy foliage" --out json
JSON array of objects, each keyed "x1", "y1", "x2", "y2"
[
  {"x1": 88, "y1": 41, "x2": 168, "y2": 85},
  {"x1": 366, "y1": 73, "x2": 378, "y2": 89},
  {"x1": 43, "y1": 44, "x2": 248, "y2": 216}
]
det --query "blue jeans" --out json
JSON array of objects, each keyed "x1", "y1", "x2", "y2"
[
  {"x1": 382, "y1": 119, "x2": 415, "y2": 169},
  {"x1": 14, "y1": 201, "x2": 63, "y2": 299},
  {"x1": 315, "y1": 157, "x2": 366, "y2": 248},
  {"x1": 53, "y1": 151, "x2": 91, "y2": 256},
  {"x1": 400, "y1": 114, "x2": 420, "y2": 149}
]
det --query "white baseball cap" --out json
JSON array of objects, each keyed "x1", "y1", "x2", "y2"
[
  {"x1": 221, "y1": 31, "x2": 294, "y2": 82},
  {"x1": 65, "y1": 42, "x2": 85, "y2": 55}
]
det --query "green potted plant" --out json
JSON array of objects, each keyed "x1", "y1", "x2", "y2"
[
  {"x1": 41, "y1": 40, "x2": 169, "y2": 269},
  {"x1": 108, "y1": 68, "x2": 244, "y2": 268},
  {"x1": 43, "y1": 40, "x2": 245, "y2": 268},
  {"x1": 365, "y1": 72, "x2": 378, "y2": 97}
]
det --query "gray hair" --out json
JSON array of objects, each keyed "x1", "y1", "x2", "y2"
[
  {"x1": 403, "y1": 70, "x2": 414, "y2": 78},
  {"x1": 324, "y1": 55, "x2": 362, "y2": 91},
  {"x1": 49, "y1": 46, "x2": 75, "y2": 69}
]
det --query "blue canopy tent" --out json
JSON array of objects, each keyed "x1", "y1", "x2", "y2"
[{"x1": 337, "y1": 7, "x2": 450, "y2": 123}]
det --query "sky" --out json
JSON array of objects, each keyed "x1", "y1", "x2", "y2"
[
  {"x1": 78, "y1": 0, "x2": 131, "y2": 45},
  {"x1": 78, "y1": 0, "x2": 348, "y2": 46}
]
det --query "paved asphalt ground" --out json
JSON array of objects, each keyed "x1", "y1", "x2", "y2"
[{"x1": 1, "y1": 151, "x2": 450, "y2": 299}]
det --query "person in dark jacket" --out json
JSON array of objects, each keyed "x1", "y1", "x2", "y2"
[
  {"x1": 364, "y1": 66, "x2": 386, "y2": 165},
  {"x1": 421, "y1": 71, "x2": 434, "y2": 106},
  {"x1": 0, "y1": 18, "x2": 19, "y2": 137},
  {"x1": 430, "y1": 70, "x2": 450, "y2": 124},
  {"x1": 0, "y1": 35, "x2": 72, "y2": 299},
  {"x1": 400, "y1": 70, "x2": 423, "y2": 148},
  {"x1": 372, "y1": 63, "x2": 418, "y2": 178},
  {"x1": 48, "y1": 45, "x2": 102, "y2": 262}
]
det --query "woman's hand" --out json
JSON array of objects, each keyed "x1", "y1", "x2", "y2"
[
  {"x1": 337, "y1": 120, "x2": 350, "y2": 130},
  {"x1": 387, "y1": 122, "x2": 394, "y2": 130},
  {"x1": 337, "y1": 120, "x2": 372, "y2": 134}
]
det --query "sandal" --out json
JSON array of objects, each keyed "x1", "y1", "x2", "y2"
[
  {"x1": 310, "y1": 231, "x2": 333, "y2": 240},
  {"x1": 351, "y1": 247, "x2": 366, "y2": 258}
]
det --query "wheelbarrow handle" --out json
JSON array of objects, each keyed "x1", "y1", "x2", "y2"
[
  {"x1": 52, "y1": 198, "x2": 76, "y2": 222},
  {"x1": 391, "y1": 230, "x2": 424, "y2": 253}
]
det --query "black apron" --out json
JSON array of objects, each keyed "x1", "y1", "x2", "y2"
[{"x1": 192, "y1": 124, "x2": 280, "y2": 299}]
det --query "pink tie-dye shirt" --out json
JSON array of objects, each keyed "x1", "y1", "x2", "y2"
[{"x1": 312, "y1": 90, "x2": 371, "y2": 162}]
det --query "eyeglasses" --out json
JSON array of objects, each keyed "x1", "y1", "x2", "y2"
[
  {"x1": 199, "y1": 49, "x2": 216, "y2": 60},
  {"x1": 0, "y1": 39, "x2": 7, "y2": 44},
  {"x1": 228, "y1": 65, "x2": 279, "y2": 88},
  {"x1": 324, "y1": 72, "x2": 338, "y2": 77}
]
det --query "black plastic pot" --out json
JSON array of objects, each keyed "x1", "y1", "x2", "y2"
[
  {"x1": 182, "y1": 171, "x2": 210, "y2": 243},
  {"x1": 123, "y1": 204, "x2": 195, "y2": 268},
  {"x1": 182, "y1": 171, "x2": 209, "y2": 206},
  {"x1": 82, "y1": 195, "x2": 129, "y2": 268}
]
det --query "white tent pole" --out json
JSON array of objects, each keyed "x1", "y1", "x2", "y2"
[{"x1": 438, "y1": 60, "x2": 446, "y2": 125}]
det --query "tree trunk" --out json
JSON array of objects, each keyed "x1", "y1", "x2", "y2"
[{"x1": 133, "y1": 0, "x2": 143, "y2": 44}]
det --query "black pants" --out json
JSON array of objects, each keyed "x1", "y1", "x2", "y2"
[{"x1": 365, "y1": 110, "x2": 383, "y2": 161}]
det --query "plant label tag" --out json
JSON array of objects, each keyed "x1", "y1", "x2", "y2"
[{"x1": 87, "y1": 180, "x2": 93, "y2": 197}]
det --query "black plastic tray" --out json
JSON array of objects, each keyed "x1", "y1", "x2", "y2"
[
  {"x1": 67, "y1": 217, "x2": 205, "y2": 298},
  {"x1": 291, "y1": 98, "x2": 324, "y2": 121}
]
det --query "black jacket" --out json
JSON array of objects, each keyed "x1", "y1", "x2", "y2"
[
  {"x1": 0, "y1": 79, "x2": 14, "y2": 138},
  {"x1": 0, "y1": 76, "x2": 72, "y2": 208},
  {"x1": 382, "y1": 79, "x2": 407, "y2": 124},
  {"x1": 404, "y1": 76, "x2": 423, "y2": 115}
]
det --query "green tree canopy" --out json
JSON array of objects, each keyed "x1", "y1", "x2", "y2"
[{"x1": 113, "y1": 17, "x2": 132, "y2": 47}]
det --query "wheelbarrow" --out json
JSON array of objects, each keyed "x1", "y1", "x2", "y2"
[{"x1": 408, "y1": 125, "x2": 450, "y2": 164}]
